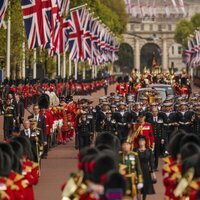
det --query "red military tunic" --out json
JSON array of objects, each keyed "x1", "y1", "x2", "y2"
[
  {"x1": 43, "y1": 109, "x2": 53, "y2": 136},
  {"x1": 131, "y1": 122, "x2": 155, "y2": 149},
  {"x1": 8, "y1": 171, "x2": 28, "y2": 200},
  {"x1": 22, "y1": 158, "x2": 39, "y2": 200}
]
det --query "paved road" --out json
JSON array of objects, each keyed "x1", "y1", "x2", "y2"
[
  {"x1": 34, "y1": 84, "x2": 165, "y2": 200},
  {"x1": 0, "y1": 84, "x2": 199, "y2": 200}
]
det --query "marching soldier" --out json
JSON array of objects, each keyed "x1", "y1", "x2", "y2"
[
  {"x1": 13, "y1": 93, "x2": 25, "y2": 128},
  {"x1": 113, "y1": 102, "x2": 131, "y2": 142},
  {"x1": 119, "y1": 138, "x2": 143, "y2": 198},
  {"x1": 97, "y1": 110, "x2": 117, "y2": 135},
  {"x1": 77, "y1": 111, "x2": 94, "y2": 150},
  {"x1": 177, "y1": 102, "x2": 195, "y2": 133},
  {"x1": 147, "y1": 107, "x2": 165, "y2": 170},
  {"x1": 96, "y1": 102, "x2": 109, "y2": 132},
  {"x1": 160, "y1": 103, "x2": 177, "y2": 153},
  {"x1": 3, "y1": 98, "x2": 16, "y2": 140},
  {"x1": 129, "y1": 112, "x2": 155, "y2": 150}
]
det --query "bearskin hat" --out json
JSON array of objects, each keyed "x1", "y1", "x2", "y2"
[
  {"x1": 124, "y1": 75, "x2": 129, "y2": 83},
  {"x1": 0, "y1": 151, "x2": 12, "y2": 177},
  {"x1": 90, "y1": 151, "x2": 117, "y2": 184},
  {"x1": 182, "y1": 154, "x2": 200, "y2": 179},
  {"x1": 168, "y1": 130, "x2": 187, "y2": 160},
  {"x1": 104, "y1": 170, "x2": 126, "y2": 199},
  {"x1": 117, "y1": 77, "x2": 123, "y2": 83},
  {"x1": 38, "y1": 94, "x2": 50, "y2": 109},
  {"x1": 180, "y1": 143, "x2": 200, "y2": 162},
  {"x1": 180, "y1": 134, "x2": 200, "y2": 147}
]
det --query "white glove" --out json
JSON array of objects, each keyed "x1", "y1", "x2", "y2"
[{"x1": 137, "y1": 183, "x2": 144, "y2": 190}]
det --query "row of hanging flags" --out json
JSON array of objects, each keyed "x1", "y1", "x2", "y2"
[
  {"x1": 184, "y1": 31, "x2": 200, "y2": 68},
  {"x1": 0, "y1": 0, "x2": 119, "y2": 66},
  {"x1": 124, "y1": 0, "x2": 188, "y2": 18}
]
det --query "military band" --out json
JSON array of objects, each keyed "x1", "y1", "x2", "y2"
[{"x1": 1, "y1": 69, "x2": 200, "y2": 200}]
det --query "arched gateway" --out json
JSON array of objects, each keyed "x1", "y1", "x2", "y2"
[
  {"x1": 140, "y1": 43, "x2": 161, "y2": 72},
  {"x1": 116, "y1": 43, "x2": 134, "y2": 73}
]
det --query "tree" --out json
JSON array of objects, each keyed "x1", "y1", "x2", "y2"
[
  {"x1": 174, "y1": 19, "x2": 193, "y2": 48},
  {"x1": 191, "y1": 13, "x2": 200, "y2": 29}
]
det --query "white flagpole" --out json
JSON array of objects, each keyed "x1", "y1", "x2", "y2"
[
  {"x1": 33, "y1": 49, "x2": 37, "y2": 79},
  {"x1": 70, "y1": 4, "x2": 87, "y2": 12},
  {"x1": 57, "y1": 54, "x2": 61, "y2": 76},
  {"x1": 69, "y1": 57, "x2": 72, "y2": 77},
  {"x1": 6, "y1": 2, "x2": 11, "y2": 79},
  {"x1": 63, "y1": 51, "x2": 66, "y2": 78},
  {"x1": 83, "y1": 64, "x2": 86, "y2": 80},
  {"x1": 22, "y1": 41, "x2": 26, "y2": 78},
  {"x1": 74, "y1": 61, "x2": 78, "y2": 80}
]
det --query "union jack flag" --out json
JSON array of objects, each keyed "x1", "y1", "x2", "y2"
[
  {"x1": 90, "y1": 19, "x2": 100, "y2": 66},
  {"x1": 52, "y1": 18, "x2": 70, "y2": 55},
  {"x1": 82, "y1": 10, "x2": 92, "y2": 60},
  {"x1": 0, "y1": 0, "x2": 9, "y2": 27},
  {"x1": 57, "y1": 0, "x2": 70, "y2": 17},
  {"x1": 21, "y1": 0, "x2": 52, "y2": 49},
  {"x1": 68, "y1": 7, "x2": 85, "y2": 62}
]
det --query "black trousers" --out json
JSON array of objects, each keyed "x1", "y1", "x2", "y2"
[
  {"x1": 4, "y1": 117, "x2": 14, "y2": 139},
  {"x1": 78, "y1": 135, "x2": 90, "y2": 150}
]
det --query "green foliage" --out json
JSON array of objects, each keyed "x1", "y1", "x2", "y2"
[
  {"x1": 0, "y1": 0, "x2": 127, "y2": 78},
  {"x1": 174, "y1": 19, "x2": 194, "y2": 48},
  {"x1": 70, "y1": 0, "x2": 128, "y2": 35},
  {"x1": 174, "y1": 13, "x2": 200, "y2": 48},
  {"x1": 191, "y1": 13, "x2": 200, "y2": 29}
]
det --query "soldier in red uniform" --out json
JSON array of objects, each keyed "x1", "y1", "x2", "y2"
[
  {"x1": 61, "y1": 96, "x2": 77, "y2": 143},
  {"x1": 129, "y1": 112, "x2": 155, "y2": 150},
  {"x1": 38, "y1": 94, "x2": 53, "y2": 158},
  {"x1": 23, "y1": 80, "x2": 29, "y2": 109},
  {"x1": 123, "y1": 76, "x2": 130, "y2": 96},
  {"x1": 116, "y1": 77, "x2": 124, "y2": 95}
]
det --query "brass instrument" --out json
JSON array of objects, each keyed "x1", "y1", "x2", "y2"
[{"x1": 62, "y1": 171, "x2": 87, "y2": 200}]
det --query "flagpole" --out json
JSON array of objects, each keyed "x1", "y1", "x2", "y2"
[
  {"x1": 6, "y1": 2, "x2": 11, "y2": 79},
  {"x1": 83, "y1": 64, "x2": 86, "y2": 80},
  {"x1": 57, "y1": 54, "x2": 61, "y2": 77},
  {"x1": 63, "y1": 52, "x2": 66, "y2": 79},
  {"x1": 69, "y1": 57, "x2": 72, "y2": 78},
  {"x1": 74, "y1": 61, "x2": 78, "y2": 80},
  {"x1": 33, "y1": 49, "x2": 37, "y2": 79},
  {"x1": 22, "y1": 40, "x2": 26, "y2": 79},
  {"x1": 70, "y1": 4, "x2": 87, "y2": 12}
]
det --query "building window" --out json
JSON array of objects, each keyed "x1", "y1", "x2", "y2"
[
  {"x1": 171, "y1": 62, "x2": 174, "y2": 68},
  {"x1": 149, "y1": 24, "x2": 153, "y2": 31},
  {"x1": 131, "y1": 25, "x2": 134, "y2": 30},
  {"x1": 141, "y1": 24, "x2": 144, "y2": 31},
  {"x1": 172, "y1": 46, "x2": 174, "y2": 55},
  {"x1": 158, "y1": 24, "x2": 162, "y2": 31},
  {"x1": 168, "y1": 24, "x2": 172, "y2": 31},
  {"x1": 178, "y1": 47, "x2": 182, "y2": 54}
]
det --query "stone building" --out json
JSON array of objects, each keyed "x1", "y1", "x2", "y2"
[{"x1": 123, "y1": 0, "x2": 200, "y2": 72}]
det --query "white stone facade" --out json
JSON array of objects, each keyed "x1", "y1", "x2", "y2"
[{"x1": 123, "y1": 0, "x2": 200, "y2": 72}]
